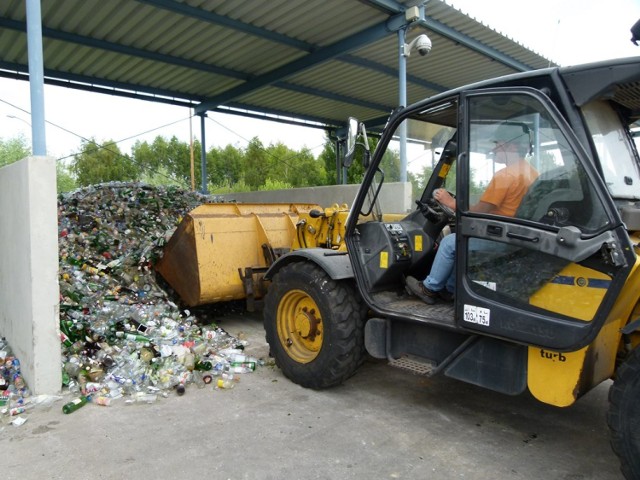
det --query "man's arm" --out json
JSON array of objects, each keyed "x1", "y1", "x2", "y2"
[{"x1": 435, "y1": 189, "x2": 497, "y2": 214}]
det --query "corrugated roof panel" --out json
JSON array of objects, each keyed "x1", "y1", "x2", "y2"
[
  {"x1": 0, "y1": 30, "x2": 25, "y2": 63},
  {"x1": 289, "y1": 62, "x2": 399, "y2": 109},
  {"x1": 0, "y1": 0, "x2": 558, "y2": 129},
  {"x1": 239, "y1": 86, "x2": 384, "y2": 125},
  {"x1": 208, "y1": 0, "x2": 385, "y2": 46}
]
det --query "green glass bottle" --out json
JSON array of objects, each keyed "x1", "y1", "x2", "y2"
[
  {"x1": 62, "y1": 395, "x2": 91, "y2": 414},
  {"x1": 194, "y1": 360, "x2": 213, "y2": 371}
]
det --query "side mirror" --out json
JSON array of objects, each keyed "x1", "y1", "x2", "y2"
[
  {"x1": 343, "y1": 117, "x2": 370, "y2": 169},
  {"x1": 344, "y1": 117, "x2": 359, "y2": 168}
]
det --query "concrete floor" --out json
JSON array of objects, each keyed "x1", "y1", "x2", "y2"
[{"x1": 0, "y1": 310, "x2": 624, "y2": 480}]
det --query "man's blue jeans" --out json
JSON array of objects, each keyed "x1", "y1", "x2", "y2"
[{"x1": 424, "y1": 233, "x2": 456, "y2": 294}]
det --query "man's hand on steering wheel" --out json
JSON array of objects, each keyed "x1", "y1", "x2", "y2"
[{"x1": 433, "y1": 188, "x2": 456, "y2": 218}]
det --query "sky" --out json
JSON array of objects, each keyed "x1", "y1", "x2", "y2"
[{"x1": 0, "y1": 0, "x2": 638, "y2": 161}]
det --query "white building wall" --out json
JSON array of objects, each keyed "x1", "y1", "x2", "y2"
[{"x1": 0, "y1": 156, "x2": 61, "y2": 394}]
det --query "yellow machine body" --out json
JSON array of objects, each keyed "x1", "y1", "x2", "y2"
[
  {"x1": 527, "y1": 232, "x2": 640, "y2": 407},
  {"x1": 156, "y1": 203, "x2": 349, "y2": 307}
]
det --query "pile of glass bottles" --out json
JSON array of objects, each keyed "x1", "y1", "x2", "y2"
[
  {"x1": 0, "y1": 337, "x2": 29, "y2": 417},
  {"x1": 54, "y1": 182, "x2": 258, "y2": 409}
]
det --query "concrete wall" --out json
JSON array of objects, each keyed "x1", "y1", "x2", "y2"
[
  {"x1": 0, "y1": 156, "x2": 60, "y2": 394},
  {"x1": 216, "y1": 181, "x2": 413, "y2": 212}
]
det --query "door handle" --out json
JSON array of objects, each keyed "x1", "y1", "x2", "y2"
[
  {"x1": 486, "y1": 225, "x2": 503, "y2": 236},
  {"x1": 506, "y1": 232, "x2": 540, "y2": 243}
]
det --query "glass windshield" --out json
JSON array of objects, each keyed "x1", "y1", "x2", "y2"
[
  {"x1": 582, "y1": 100, "x2": 640, "y2": 200},
  {"x1": 465, "y1": 92, "x2": 610, "y2": 233}
]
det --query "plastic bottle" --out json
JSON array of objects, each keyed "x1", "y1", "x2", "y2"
[
  {"x1": 125, "y1": 392, "x2": 157, "y2": 405},
  {"x1": 216, "y1": 373, "x2": 235, "y2": 390},
  {"x1": 183, "y1": 352, "x2": 195, "y2": 371},
  {"x1": 91, "y1": 395, "x2": 111, "y2": 407},
  {"x1": 62, "y1": 395, "x2": 91, "y2": 414},
  {"x1": 229, "y1": 361, "x2": 256, "y2": 373}
]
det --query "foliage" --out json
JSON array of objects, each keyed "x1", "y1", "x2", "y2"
[
  {"x1": 80, "y1": 132, "x2": 337, "y2": 191},
  {"x1": 132, "y1": 136, "x2": 201, "y2": 187},
  {"x1": 139, "y1": 165, "x2": 183, "y2": 187},
  {"x1": 56, "y1": 163, "x2": 77, "y2": 193},
  {"x1": 208, "y1": 144, "x2": 243, "y2": 188},
  {"x1": 71, "y1": 138, "x2": 139, "y2": 186},
  {"x1": 259, "y1": 178, "x2": 293, "y2": 191},
  {"x1": 0, "y1": 135, "x2": 77, "y2": 193},
  {"x1": 243, "y1": 137, "x2": 270, "y2": 189},
  {"x1": 318, "y1": 132, "x2": 377, "y2": 185},
  {"x1": 208, "y1": 179, "x2": 252, "y2": 194},
  {"x1": 268, "y1": 143, "x2": 327, "y2": 187},
  {"x1": 0, "y1": 135, "x2": 30, "y2": 167}
]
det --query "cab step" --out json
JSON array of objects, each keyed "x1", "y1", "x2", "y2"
[{"x1": 388, "y1": 354, "x2": 437, "y2": 376}]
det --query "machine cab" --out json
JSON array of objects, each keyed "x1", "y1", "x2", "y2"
[{"x1": 345, "y1": 74, "x2": 637, "y2": 353}]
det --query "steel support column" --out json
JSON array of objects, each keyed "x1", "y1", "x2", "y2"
[
  {"x1": 200, "y1": 113, "x2": 208, "y2": 194},
  {"x1": 25, "y1": 0, "x2": 46, "y2": 155},
  {"x1": 398, "y1": 27, "x2": 408, "y2": 183}
]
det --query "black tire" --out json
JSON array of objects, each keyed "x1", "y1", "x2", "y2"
[
  {"x1": 608, "y1": 345, "x2": 640, "y2": 479},
  {"x1": 263, "y1": 261, "x2": 366, "y2": 389}
]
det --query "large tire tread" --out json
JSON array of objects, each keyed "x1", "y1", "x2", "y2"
[
  {"x1": 608, "y1": 345, "x2": 640, "y2": 480},
  {"x1": 264, "y1": 262, "x2": 366, "y2": 389}
]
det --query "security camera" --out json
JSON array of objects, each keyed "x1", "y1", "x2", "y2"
[
  {"x1": 403, "y1": 34, "x2": 432, "y2": 57},
  {"x1": 416, "y1": 35, "x2": 432, "y2": 56}
]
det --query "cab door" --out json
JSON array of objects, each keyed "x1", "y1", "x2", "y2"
[{"x1": 455, "y1": 88, "x2": 635, "y2": 350}]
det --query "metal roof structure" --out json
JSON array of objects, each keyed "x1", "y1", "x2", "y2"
[{"x1": 0, "y1": 0, "x2": 554, "y2": 134}]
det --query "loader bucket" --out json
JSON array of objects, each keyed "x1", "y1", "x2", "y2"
[{"x1": 155, "y1": 203, "x2": 321, "y2": 307}]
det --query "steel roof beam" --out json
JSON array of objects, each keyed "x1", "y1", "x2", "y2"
[
  {"x1": 422, "y1": 17, "x2": 532, "y2": 72},
  {"x1": 359, "y1": 0, "x2": 407, "y2": 15},
  {"x1": 0, "y1": 16, "x2": 391, "y2": 117},
  {"x1": 0, "y1": 17, "x2": 250, "y2": 81},
  {"x1": 274, "y1": 81, "x2": 390, "y2": 111},
  {"x1": 135, "y1": 0, "x2": 314, "y2": 52},
  {"x1": 0, "y1": 62, "x2": 342, "y2": 129},
  {"x1": 194, "y1": 11, "x2": 411, "y2": 114},
  {"x1": 341, "y1": 54, "x2": 447, "y2": 93},
  {"x1": 361, "y1": 0, "x2": 533, "y2": 72}
]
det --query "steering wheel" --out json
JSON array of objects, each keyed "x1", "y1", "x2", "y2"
[
  {"x1": 415, "y1": 199, "x2": 441, "y2": 222},
  {"x1": 432, "y1": 189, "x2": 456, "y2": 219}
]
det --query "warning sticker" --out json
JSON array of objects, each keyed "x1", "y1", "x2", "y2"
[
  {"x1": 379, "y1": 251, "x2": 388, "y2": 269},
  {"x1": 463, "y1": 304, "x2": 490, "y2": 326},
  {"x1": 414, "y1": 235, "x2": 423, "y2": 252}
]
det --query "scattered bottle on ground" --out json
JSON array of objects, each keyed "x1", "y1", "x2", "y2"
[{"x1": 62, "y1": 395, "x2": 91, "y2": 414}]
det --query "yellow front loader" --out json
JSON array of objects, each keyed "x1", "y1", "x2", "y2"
[{"x1": 156, "y1": 202, "x2": 349, "y2": 311}]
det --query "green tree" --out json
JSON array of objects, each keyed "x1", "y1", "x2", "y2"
[
  {"x1": 71, "y1": 138, "x2": 139, "y2": 186},
  {"x1": 132, "y1": 136, "x2": 198, "y2": 187},
  {"x1": 208, "y1": 144, "x2": 243, "y2": 187},
  {"x1": 318, "y1": 132, "x2": 379, "y2": 185},
  {"x1": 0, "y1": 135, "x2": 77, "y2": 192},
  {"x1": 379, "y1": 147, "x2": 400, "y2": 182},
  {"x1": 259, "y1": 178, "x2": 293, "y2": 191},
  {"x1": 56, "y1": 163, "x2": 77, "y2": 193},
  {"x1": 266, "y1": 143, "x2": 327, "y2": 187},
  {"x1": 319, "y1": 133, "x2": 344, "y2": 185},
  {"x1": 294, "y1": 147, "x2": 327, "y2": 187},
  {"x1": 243, "y1": 137, "x2": 269, "y2": 189},
  {"x1": 0, "y1": 135, "x2": 30, "y2": 167}
]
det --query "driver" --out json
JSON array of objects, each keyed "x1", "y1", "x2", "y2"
[{"x1": 406, "y1": 123, "x2": 539, "y2": 304}]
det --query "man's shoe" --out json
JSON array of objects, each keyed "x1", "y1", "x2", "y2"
[
  {"x1": 405, "y1": 276, "x2": 437, "y2": 305},
  {"x1": 438, "y1": 289, "x2": 454, "y2": 303}
]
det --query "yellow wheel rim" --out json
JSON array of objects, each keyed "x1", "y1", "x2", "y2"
[{"x1": 277, "y1": 289, "x2": 323, "y2": 364}]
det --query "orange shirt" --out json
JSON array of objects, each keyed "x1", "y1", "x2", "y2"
[{"x1": 480, "y1": 159, "x2": 539, "y2": 217}]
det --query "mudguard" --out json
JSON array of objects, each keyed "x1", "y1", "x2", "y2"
[{"x1": 264, "y1": 248, "x2": 353, "y2": 281}]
